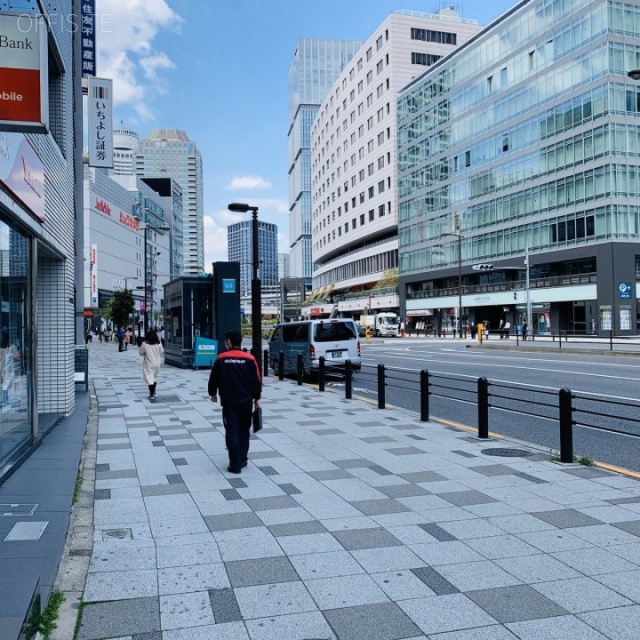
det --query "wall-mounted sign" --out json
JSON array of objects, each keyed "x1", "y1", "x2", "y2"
[
  {"x1": 618, "y1": 282, "x2": 632, "y2": 299},
  {"x1": 222, "y1": 278, "x2": 236, "y2": 293},
  {"x1": 0, "y1": 131, "x2": 45, "y2": 221},
  {"x1": 80, "y1": 0, "x2": 96, "y2": 77},
  {"x1": 88, "y1": 77, "x2": 113, "y2": 168},
  {"x1": 91, "y1": 244, "x2": 98, "y2": 306},
  {"x1": 0, "y1": 14, "x2": 48, "y2": 133}
]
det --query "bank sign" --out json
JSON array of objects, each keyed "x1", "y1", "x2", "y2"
[{"x1": 0, "y1": 14, "x2": 49, "y2": 133}]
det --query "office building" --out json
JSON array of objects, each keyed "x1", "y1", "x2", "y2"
[
  {"x1": 85, "y1": 169, "x2": 173, "y2": 330},
  {"x1": 278, "y1": 253, "x2": 291, "y2": 279},
  {"x1": 136, "y1": 129, "x2": 204, "y2": 275},
  {"x1": 310, "y1": 9, "x2": 480, "y2": 317},
  {"x1": 288, "y1": 38, "x2": 363, "y2": 283},
  {"x1": 398, "y1": 0, "x2": 640, "y2": 335},
  {"x1": 112, "y1": 127, "x2": 139, "y2": 178},
  {"x1": 228, "y1": 220, "x2": 278, "y2": 296}
]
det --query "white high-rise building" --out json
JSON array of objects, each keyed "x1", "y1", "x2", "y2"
[
  {"x1": 310, "y1": 8, "x2": 481, "y2": 315},
  {"x1": 136, "y1": 129, "x2": 204, "y2": 275},
  {"x1": 112, "y1": 127, "x2": 139, "y2": 179},
  {"x1": 288, "y1": 38, "x2": 362, "y2": 283}
]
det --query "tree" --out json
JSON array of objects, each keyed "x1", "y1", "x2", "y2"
[{"x1": 109, "y1": 289, "x2": 135, "y2": 328}]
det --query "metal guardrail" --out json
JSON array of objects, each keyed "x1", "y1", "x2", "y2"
[{"x1": 273, "y1": 358, "x2": 640, "y2": 466}]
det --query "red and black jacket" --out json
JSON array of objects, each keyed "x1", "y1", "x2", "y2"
[{"x1": 208, "y1": 348, "x2": 262, "y2": 407}]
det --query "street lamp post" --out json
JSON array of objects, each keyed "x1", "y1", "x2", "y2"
[
  {"x1": 228, "y1": 203, "x2": 261, "y2": 360},
  {"x1": 442, "y1": 232, "x2": 463, "y2": 338},
  {"x1": 137, "y1": 223, "x2": 170, "y2": 335}
]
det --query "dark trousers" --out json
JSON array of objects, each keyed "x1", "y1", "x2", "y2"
[{"x1": 222, "y1": 401, "x2": 253, "y2": 471}]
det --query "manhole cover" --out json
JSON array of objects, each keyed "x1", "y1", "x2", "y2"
[
  {"x1": 481, "y1": 448, "x2": 533, "y2": 458},
  {"x1": 102, "y1": 528, "x2": 133, "y2": 540}
]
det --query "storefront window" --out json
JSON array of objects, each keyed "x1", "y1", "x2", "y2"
[{"x1": 0, "y1": 219, "x2": 32, "y2": 470}]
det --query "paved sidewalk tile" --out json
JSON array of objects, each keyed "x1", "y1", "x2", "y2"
[{"x1": 66, "y1": 347, "x2": 640, "y2": 640}]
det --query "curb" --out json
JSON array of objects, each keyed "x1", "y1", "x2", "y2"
[{"x1": 50, "y1": 383, "x2": 97, "y2": 640}]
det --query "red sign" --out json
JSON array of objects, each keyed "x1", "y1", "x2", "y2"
[
  {"x1": 95, "y1": 199, "x2": 111, "y2": 215},
  {"x1": 0, "y1": 15, "x2": 48, "y2": 132},
  {"x1": 119, "y1": 212, "x2": 139, "y2": 231},
  {"x1": 0, "y1": 67, "x2": 41, "y2": 123}
]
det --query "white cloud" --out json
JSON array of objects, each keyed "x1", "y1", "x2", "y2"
[
  {"x1": 226, "y1": 176, "x2": 272, "y2": 190},
  {"x1": 96, "y1": 0, "x2": 182, "y2": 121},
  {"x1": 203, "y1": 214, "x2": 228, "y2": 269}
]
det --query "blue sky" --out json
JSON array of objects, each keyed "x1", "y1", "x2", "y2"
[{"x1": 96, "y1": 0, "x2": 517, "y2": 269}]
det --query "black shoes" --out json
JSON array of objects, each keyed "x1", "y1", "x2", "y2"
[
  {"x1": 227, "y1": 465, "x2": 241, "y2": 474},
  {"x1": 241, "y1": 460, "x2": 248, "y2": 468}
]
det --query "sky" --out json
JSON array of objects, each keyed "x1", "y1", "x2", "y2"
[{"x1": 95, "y1": 0, "x2": 518, "y2": 270}]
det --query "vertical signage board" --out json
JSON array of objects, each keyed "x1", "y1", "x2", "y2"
[{"x1": 87, "y1": 77, "x2": 113, "y2": 168}]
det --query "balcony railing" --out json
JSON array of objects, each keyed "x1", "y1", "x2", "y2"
[{"x1": 407, "y1": 272, "x2": 597, "y2": 300}]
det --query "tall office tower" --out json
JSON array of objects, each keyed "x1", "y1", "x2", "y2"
[
  {"x1": 288, "y1": 38, "x2": 362, "y2": 284},
  {"x1": 310, "y1": 8, "x2": 480, "y2": 316},
  {"x1": 397, "y1": 0, "x2": 640, "y2": 336},
  {"x1": 112, "y1": 127, "x2": 139, "y2": 177},
  {"x1": 278, "y1": 253, "x2": 291, "y2": 279},
  {"x1": 228, "y1": 220, "x2": 278, "y2": 296},
  {"x1": 136, "y1": 129, "x2": 204, "y2": 275}
]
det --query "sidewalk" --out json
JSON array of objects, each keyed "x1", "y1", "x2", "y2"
[{"x1": 57, "y1": 343, "x2": 640, "y2": 638}]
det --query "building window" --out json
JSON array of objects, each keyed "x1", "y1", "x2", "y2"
[
  {"x1": 412, "y1": 52, "x2": 442, "y2": 66},
  {"x1": 368, "y1": 186, "x2": 374, "y2": 198},
  {"x1": 411, "y1": 28, "x2": 457, "y2": 45},
  {"x1": 369, "y1": 209, "x2": 375, "y2": 221}
]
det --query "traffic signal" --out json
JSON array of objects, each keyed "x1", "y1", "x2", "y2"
[{"x1": 472, "y1": 263, "x2": 494, "y2": 271}]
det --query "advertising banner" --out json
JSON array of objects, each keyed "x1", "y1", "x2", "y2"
[
  {"x1": 0, "y1": 131, "x2": 45, "y2": 221},
  {"x1": 91, "y1": 244, "x2": 98, "y2": 306},
  {"x1": 0, "y1": 14, "x2": 48, "y2": 132},
  {"x1": 88, "y1": 77, "x2": 113, "y2": 167},
  {"x1": 80, "y1": 0, "x2": 97, "y2": 77}
]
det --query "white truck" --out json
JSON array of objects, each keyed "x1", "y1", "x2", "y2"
[{"x1": 359, "y1": 312, "x2": 400, "y2": 337}]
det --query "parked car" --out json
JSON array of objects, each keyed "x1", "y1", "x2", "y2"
[{"x1": 268, "y1": 319, "x2": 361, "y2": 377}]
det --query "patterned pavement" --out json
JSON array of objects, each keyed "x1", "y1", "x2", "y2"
[{"x1": 70, "y1": 342, "x2": 640, "y2": 640}]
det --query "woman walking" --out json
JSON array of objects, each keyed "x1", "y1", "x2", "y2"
[{"x1": 139, "y1": 328, "x2": 164, "y2": 399}]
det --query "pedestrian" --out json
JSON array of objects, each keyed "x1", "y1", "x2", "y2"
[
  {"x1": 124, "y1": 327, "x2": 132, "y2": 350},
  {"x1": 139, "y1": 328, "x2": 164, "y2": 399},
  {"x1": 117, "y1": 326, "x2": 125, "y2": 352},
  {"x1": 522, "y1": 321, "x2": 528, "y2": 341},
  {"x1": 470, "y1": 321, "x2": 476, "y2": 340},
  {"x1": 208, "y1": 329, "x2": 262, "y2": 474},
  {"x1": 499, "y1": 319, "x2": 504, "y2": 339},
  {"x1": 477, "y1": 321, "x2": 484, "y2": 345},
  {"x1": 504, "y1": 320, "x2": 511, "y2": 339},
  {"x1": 159, "y1": 325, "x2": 165, "y2": 348}
]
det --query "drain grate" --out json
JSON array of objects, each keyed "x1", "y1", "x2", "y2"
[
  {"x1": 102, "y1": 528, "x2": 133, "y2": 540},
  {"x1": 481, "y1": 448, "x2": 533, "y2": 458}
]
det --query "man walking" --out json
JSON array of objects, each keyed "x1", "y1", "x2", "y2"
[{"x1": 208, "y1": 330, "x2": 262, "y2": 474}]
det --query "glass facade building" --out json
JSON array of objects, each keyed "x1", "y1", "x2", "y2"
[
  {"x1": 136, "y1": 129, "x2": 203, "y2": 276},
  {"x1": 288, "y1": 38, "x2": 362, "y2": 282},
  {"x1": 227, "y1": 220, "x2": 279, "y2": 296},
  {"x1": 398, "y1": 0, "x2": 640, "y2": 335}
]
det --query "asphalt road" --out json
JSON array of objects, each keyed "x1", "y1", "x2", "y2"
[{"x1": 325, "y1": 338, "x2": 640, "y2": 474}]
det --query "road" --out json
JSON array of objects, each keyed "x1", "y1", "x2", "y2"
[{"x1": 326, "y1": 338, "x2": 640, "y2": 474}]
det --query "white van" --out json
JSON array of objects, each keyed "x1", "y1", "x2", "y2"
[{"x1": 268, "y1": 319, "x2": 361, "y2": 377}]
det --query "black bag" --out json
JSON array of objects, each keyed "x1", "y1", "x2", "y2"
[{"x1": 252, "y1": 406, "x2": 262, "y2": 433}]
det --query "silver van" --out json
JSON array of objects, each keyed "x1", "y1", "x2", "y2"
[{"x1": 268, "y1": 319, "x2": 361, "y2": 377}]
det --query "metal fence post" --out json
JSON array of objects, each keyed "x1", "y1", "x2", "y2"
[
  {"x1": 345, "y1": 360, "x2": 352, "y2": 399},
  {"x1": 559, "y1": 332, "x2": 562, "y2": 349},
  {"x1": 296, "y1": 353, "x2": 304, "y2": 385},
  {"x1": 420, "y1": 369, "x2": 429, "y2": 422},
  {"x1": 478, "y1": 377, "x2": 489, "y2": 439},
  {"x1": 318, "y1": 356, "x2": 325, "y2": 392},
  {"x1": 378, "y1": 364, "x2": 385, "y2": 409},
  {"x1": 278, "y1": 351, "x2": 284, "y2": 380},
  {"x1": 609, "y1": 330, "x2": 613, "y2": 351},
  {"x1": 559, "y1": 387, "x2": 574, "y2": 463},
  {"x1": 263, "y1": 349, "x2": 269, "y2": 378}
]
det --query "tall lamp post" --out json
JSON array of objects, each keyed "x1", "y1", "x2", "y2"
[
  {"x1": 228, "y1": 202, "x2": 261, "y2": 360},
  {"x1": 442, "y1": 231, "x2": 463, "y2": 338},
  {"x1": 138, "y1": 223, "x2": 170, "y2": 335}
]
